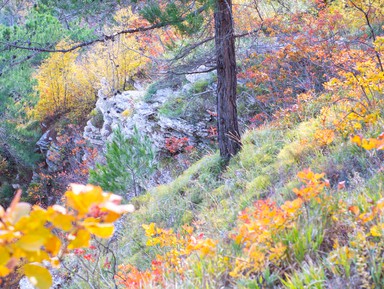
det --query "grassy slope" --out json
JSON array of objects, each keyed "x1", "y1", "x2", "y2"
[{"x1": 108, "y1": 109, "x2": 383, "y2": 288}]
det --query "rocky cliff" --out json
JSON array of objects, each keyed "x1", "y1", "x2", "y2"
[{"x1": 83, "y1": 71, "x2": 216, "y2": 155}]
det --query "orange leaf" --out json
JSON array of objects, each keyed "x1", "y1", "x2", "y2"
[{"x1": 348, "y1": 206, "x2": 359, "y2": 216}]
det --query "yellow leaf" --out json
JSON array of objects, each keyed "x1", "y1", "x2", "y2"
[
  {"x1": 361, "y1": 139, "x2": 378, "y2": 150},
  {"x1": 370, "y1": 225, "x2": 382, "y2": 237},
  {"x1": 281, "y1": 198, "x2": 303, "y2": 215},
  {"x1": 67, "y1": 229, "x2": 90, "y2": 250},
  {"x1": 65, "y1": 185, "x2": 104, "y2": 216},
  {"x1": 0, "y1": 265, "x2": 10, "y2": 277},
  {"x1": 0, "y1": 247, "x2": 10, "y2": 266},
  {"x1": 198, "y1": 239, "x2": 218, "y2": 257},
  {"x1": 24, "y1": 250, "x2": 50, "y2": 263},
  {"x1": 143, "y1": 223, "x2": 157, "y2": 237},
  {"x1": 17, "y1": 234, "x2": 47, "y2": 252},
  {"x1": 0, "y1": 248, "x2": 11, "y2": 277},
  {"x1": 83, "y1": 223, "x2": 114, "y2": 238},
  {"x1": 23, "y1": 263, "x2": 52, "y2": 289},
  {"x1": 350, "y1": 135, "x2": 362, "y2": 146},
  {"x1": 359, "y1": 213, "x2": 374, "y2": 223},
  {"x1": 45, "y1": 235, "x2": 61, "y2": 256},
  {"x1": 100, "y1": 211, "x2": 120, "y2": 223},
  {"x1": 269, "y1": 243, "x2": 286, "y2": 261},
  {"x1": 14, "y1": 208, "x2": 47, "y2": 232},
  {"x1": 52, "y1": 214, "x2": 75, "y2": 232},
  {"x1": 182, "y1": 224, "x2": 194, "y2": 235},
  {"x1": 314, "y1": 129, "x2": 335, "y2": 146},
  {"x1": 47, "y1": 208, "x2": 75, "y2": 232}
]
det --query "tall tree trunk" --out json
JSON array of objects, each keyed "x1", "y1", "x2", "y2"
[{"x1": 214, "y1": 0, "x2": 241, "y2": 163}]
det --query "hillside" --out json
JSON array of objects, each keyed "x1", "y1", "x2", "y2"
[
  {"x1": 0, "y1": 0, "x2": 383, "y2": 288},
  {"x1": 65, "y1": 111, "x2": 384, "y2": 288}
]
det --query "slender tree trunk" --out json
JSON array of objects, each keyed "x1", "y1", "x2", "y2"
[{"x1": 214, "y1": 0, "x2": 241, "y2": 163}]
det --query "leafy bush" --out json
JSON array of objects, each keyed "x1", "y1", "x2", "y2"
[{"x1": 0, "y1": 184, "x2": 133, "y2": 289}]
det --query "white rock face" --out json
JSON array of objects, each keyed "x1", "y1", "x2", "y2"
[{"x1": 84, "y1": 76, "x2": 212, "y2": 153}]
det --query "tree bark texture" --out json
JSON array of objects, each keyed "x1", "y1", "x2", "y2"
[{"x1": 214, "y1": 0, "x2": 241, "y2": 162}]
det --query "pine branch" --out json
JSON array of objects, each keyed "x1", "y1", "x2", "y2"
[{"x1": 0, "y1": 5, "x2": 208, "y2": 54}]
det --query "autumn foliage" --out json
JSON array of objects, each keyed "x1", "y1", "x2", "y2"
[
  {"x1": 0, "y1": 184, "x2": 133, "y2": 289},
  {"x1": 8, "y1": 0, "x2": 384, "y2": 288},
  {"x1": 115, "y1": 161, "x2": 384, "y2": 287}
]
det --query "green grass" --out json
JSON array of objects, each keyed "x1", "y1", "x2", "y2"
[{"x1": 158, "y1": 94, "x2": 186, "y2": 118}]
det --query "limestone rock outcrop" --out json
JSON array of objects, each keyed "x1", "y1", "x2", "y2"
[{"x1": 84, "y1": 75, "x2": 214, "y2": 153}]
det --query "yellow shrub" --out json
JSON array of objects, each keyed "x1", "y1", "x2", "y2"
[{"x1": 33, "y1": 9, "x2": 148, "y2": 122}]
